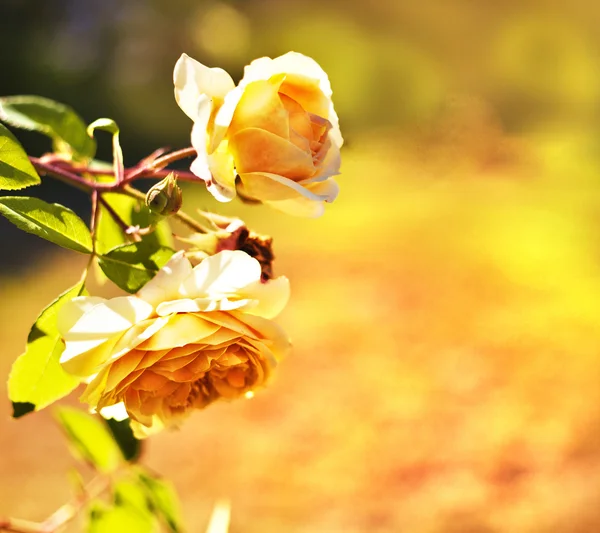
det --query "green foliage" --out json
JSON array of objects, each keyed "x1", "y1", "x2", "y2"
[
  {"x1": 0, "y1": 196, "x2": 93, "y2": 253},
  {"x1": 105, "y1": 417, "x2": 142, "y2": 462},
  {"x1": 96, "y1": 193, "x2": 173, "y2": 255},
  {"x1": 55, "y1": 407, "x2": 124, "y2": 473},
  {"x1": 138, "y1": 471, "x2": 184, "y2": 533},
  {"x1": 85, "y1": 472, "x2": 186, "y2": 532},
  {"x1": 98, "y1": 241, "x2": 174, "y2": 293},
  {"x1": 0, "y1": 123, "x2": 41, "y2": 190},
  {"x1": 8, "y1": 282, "x2": 85, "y2": 414},
  {"x1": 0, "y1": 95, "x2": 96, "y2": 160}
]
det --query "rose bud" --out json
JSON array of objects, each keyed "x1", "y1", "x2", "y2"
[{"x1": 145, "y1": 172, "x2": 183, "y2": 217}]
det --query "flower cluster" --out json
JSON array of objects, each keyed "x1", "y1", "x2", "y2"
[{"x1": 53, "y1": 51, "x2": 342, "y2": 438}]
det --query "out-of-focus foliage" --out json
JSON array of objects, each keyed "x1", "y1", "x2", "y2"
[{"x1": 55, "y1": 407, "x2": 124, "y2": 473}]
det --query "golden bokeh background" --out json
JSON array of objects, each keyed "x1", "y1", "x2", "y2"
[{"x1": 2, "y1": 1, "x2": 600, "y2": 531}]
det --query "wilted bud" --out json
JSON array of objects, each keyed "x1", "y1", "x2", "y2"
[
  {"x1": 145, "y1": 172, "x2": 183, "y2": 216},
  {"x1": 179, "y1": 212, "x2": 275, "y2": 281}
]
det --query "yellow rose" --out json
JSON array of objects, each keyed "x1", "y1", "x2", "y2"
[
  {"x1": 173, "y1": 52, "x2": 343, "y2": 217},
  {"x1": 57, "y1": 250, "x2": 290, "y2": 438}
]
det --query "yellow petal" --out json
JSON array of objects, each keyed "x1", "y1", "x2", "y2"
[
  {"x1": 105, "y1": 350, "x2": 147, "y2": 392},
  {"x1": 230, "y1": 128, "x2": 314, "y2": 179},
  {"x1": 137, "y1": 314, "x2": 220, "y2": 351},
  {"x1": 193, "y1": 141, "x2": 237, "y2": 203},
  {"x1": 279, "y1": 74, "x2": 330, "y2": 121},
  {"x1": 232, "y1": 312, "x2": 291, "y2": 362},
  {"x1": 228, "y1": 78, "x2": 289, "y2": 139}
]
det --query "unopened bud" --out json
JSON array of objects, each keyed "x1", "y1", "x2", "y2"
[{"x1": 146, "y1": 172, "x2": 183, "y2": 216}]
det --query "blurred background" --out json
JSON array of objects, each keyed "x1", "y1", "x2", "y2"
[{"x1": 3, "y1": 0, "x2": 600, "y2": 531}]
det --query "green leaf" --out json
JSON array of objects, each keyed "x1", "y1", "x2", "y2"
[
  {"x1": 104, "y1": 417, "x2": 142, "y2": 462},
  {"x1": 0, "y1": 95, "x2": 96, "y2": 159},
  {"x1": 54, "y1": 407, "x2": 124, "y2": 473},
  {"x1": 138, "y1": 471, "x2": 184, "y2": 533},
  {"x1": 0, "y1": 196, "x2": 92, "y2": 253},
  {"x1": 87, "y1": 496, "x2": 158, "y2": 533},
  {"x1": 98, "y1": 241, "x2": 174, "y2": 293},
  {"x1": 96, "y1": 193, "x2": 173, "y2": 255},
  {"x1": 87, "y1": 119, "x2": 124, "y2": 182},
  {"x1": 8, "y1": 282, "x2": 85, "y2": 414},
  {"x1": 0, "y1": 123, "x2": 41, "y2": 190}
]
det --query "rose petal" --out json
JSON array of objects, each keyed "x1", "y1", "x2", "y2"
[
  {"x1": 137, "y1": 251, "x2": 193, "y2": 308},
  {"x1": 180, "y1": 250, "x2": 262, "y2": 299},
  {"x1": 98, "y1": 402, "x2": 129, "y2": 422},
  {"x1": 61, "y1": 335, "x2": 123, "y2": 377},
  {"x1": 237, "y1": 171, "x2": 336, "y2": 202},
  {"x1": 64, "y1": 296, "x2": 153, "y2": 338},
  {"x1": 157, "y1": 297, "x2": 253, "y2": 316},
  {"x1": 237, "y1": 276, "x2": 290, "y2": 319},
  {"x1": 105, "y1": 349, "x2": 146, "y2": 392},
  {"x1": 230, "y1": 127, "x2": 314, "y2": 179},
  {"x1": 228, "y1": 78, "x2": 289, "y2": 140},
  {"x1": 57, "y1": 296, "x2": 106, "y2": 337},
  {"x1": 264, "y1": 177, "x2": 339, "y2": 217},
  {"x1": 137, "y1": 314, "x2": 220, "y2": 351},
  {"x1": 173, "y1": 53, "x2": 235, "y2": 122},
  {"x1": 191, "y1": 138, "x2": 237, "y2": 202}
]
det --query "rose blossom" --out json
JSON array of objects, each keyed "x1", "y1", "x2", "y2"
[
  {"x1": 173, "y1": 51, "x2": 343, "y2": 217},
  {"x1": 57, "y1": 250, "x2": 290, "y2": 438}
]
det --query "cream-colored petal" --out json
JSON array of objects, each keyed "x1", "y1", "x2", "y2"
[
  {"x1": 180, "y1": 250, "x2": 262, "y2": 299},
  {"x1": 137, "y1": 313, "x2": 220, "y2": 351},
  {"x1": 237, "y1": 276, "x2": 290, "y2": 319},
  {"x1": 157, "y1": 297, "x2": 253, "y2": 316},
  {"x1": 211, "y1": 85, "x2": 244, "y2": 151},
  {"x1": 230, "y1": 127, "x2": 314, "y2": 179},
  {"x1": 137, "y1": 251, "x2": 193, "y2": 307},
  {"x1": 65, "y1": 296, "x2": 153, "y2": 338},
  {"x1": 57, "y1": 296, "x2": 106, "y2": 337},
  {"x1": 264, "y1": 177, "x2": 339, "y2": 216},
  {"x1": 173, "y1": 53, "x2": 235, "y2": 122},
  {"x1": 61, "y1": 334, "x2": 123, "y2": 377},
  {"x1": 244, "y1": 52, "x2": 331, "y2": 93},
  {"x1": 98, "y1": 402, "x2": 129, "y2": 422},
  {"x1": 238, "y1": 171, "x2": 335, "y2": 202},
  {"x1": 228, "y1": 78, "x2": 289, "y2": 139}
]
